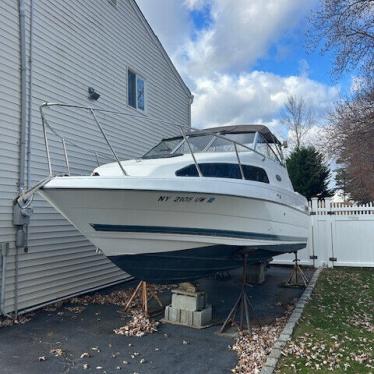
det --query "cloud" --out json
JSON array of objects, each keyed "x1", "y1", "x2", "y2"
[
  {"x1": 179, "y1": 0, "x2": 315, "y2": 77},
  {"x1": 136, "y1": 0, "x2": 337, "y2": 143},
  {"x1": 184, "y1": 0, "x2": 207, "y2": 10},
  {"x1": 191, "y1": 71, "x2": 340, "y2": 134}
]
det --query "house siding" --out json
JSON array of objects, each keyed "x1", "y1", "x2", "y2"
[{"x1": 0, "y1": 0, "x2": 191, "y2": 314}]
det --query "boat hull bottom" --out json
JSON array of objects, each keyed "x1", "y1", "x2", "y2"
[{"x1": 108, "y1": 243, "x2": 306, "y2": 283}]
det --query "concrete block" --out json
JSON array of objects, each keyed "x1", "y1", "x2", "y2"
[
  {"x1": 278, "y1": 334, "x2": 291, "y2": 342},
  {"x1": 264, "y1": 357, "x2": 278, "y2": 368},
  {"x1": 282, "y1": 327, "x2": 294, "y2": 336},
  {"x1": 268, "y1": 348, "x2": 282, "y2": 360},
  {"x1": 163, "y1": 305, "x2": 212, "y2": 328},
  {"x1": 180, "y1": 309, "x2": 193, "y2": 326},
  {"x1": 273, "y1": 341, "x2": 286, "y2": 350},
  {"x1": 288, "y1": 316, "x2": 299, "y2": 325},
  {"x1": 171, "y1": 291, "x2": 206, "y2": 311},
  {"x1": 260, "y1": 366, "x2": 275, "y2": 374},
  {"x1": 164, "y1": 306, "x2": 180, "y2": 322},
  {"x1": 192, "y1": 305, "x2": 212, "y2": 328}
]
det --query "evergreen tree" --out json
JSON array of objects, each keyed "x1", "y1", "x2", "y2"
[
  {"x1": 286, "y1": 146, "x2": 332, "y2": 200},
  {"x1": 334, "y1": 167, "x2": 348, "y2": 202}
]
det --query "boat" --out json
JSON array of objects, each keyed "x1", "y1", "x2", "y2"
[{"x1": 39, "y1": 123, "x2": 309, "y2": 283}]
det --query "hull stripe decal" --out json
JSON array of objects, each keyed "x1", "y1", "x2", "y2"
[{"x1": 90, "y1": 224, "x2": 307, "y2": 242}]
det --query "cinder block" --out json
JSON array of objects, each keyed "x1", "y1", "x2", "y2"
[
  {"x1": 171, "y1": 292, "x2": 206, "y2": 311},
  {"x1": 163, "y1": 305, "x2": 212, "y2": 328},
  {"x1": 165, "y1": 306, "x2": 180, "y2": 322},
  {"x1": 192, "y1": 305, "x2": 212, "y2": 328},
  {"x1": 180, "y1": 309, "x2": 193, "y2": 325}
]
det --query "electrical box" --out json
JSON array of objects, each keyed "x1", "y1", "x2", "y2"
[{"x1": 13, "y1": 204, "x2": 33, "y2": 226}]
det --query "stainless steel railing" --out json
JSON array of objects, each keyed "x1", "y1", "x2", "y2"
[{"x1": 39, "y1": 102, "x2": 281, "y2": 180}]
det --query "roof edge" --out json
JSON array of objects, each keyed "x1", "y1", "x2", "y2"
[{"x1": 129, "y1": 0, "x2": 192, "y2": 99}]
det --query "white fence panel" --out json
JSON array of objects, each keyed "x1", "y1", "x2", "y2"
[
  {"x1": 271, "y1": 221, "x2": 314, "y2": 266},
  {"x1": 272, "y1": 198, "x2": 374, "y2": 268}
]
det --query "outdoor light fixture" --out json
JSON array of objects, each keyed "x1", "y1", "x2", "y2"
[{"x1": 88, "y1": 87, "x2": 100, "y2": 101}]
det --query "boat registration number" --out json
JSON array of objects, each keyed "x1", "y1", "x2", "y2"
[{"x1": 158, "y1": 195, "x2": 216, "y2": 203}]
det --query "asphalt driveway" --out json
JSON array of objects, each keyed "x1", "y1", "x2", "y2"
[{"x1": 0, "y1": 266, "x2": 313, "y2": 374}]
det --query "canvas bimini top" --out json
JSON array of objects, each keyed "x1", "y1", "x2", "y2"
[{"x1": 186, "y1": 124, "x2": 281, "y2": 145}]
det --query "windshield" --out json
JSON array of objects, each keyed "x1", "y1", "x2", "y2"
[
  {"x1": 255, "y1": 133, "x2": 281, "y2": 161},
  {"x1": 143, "y1": 138, "x2": 182, "y2": 159},
  {"x1": 206, "y1": 133, "x2": 255, "y2": 152},
  {"x1": 142, "y1": 132, "x2": 269, "y2": 159},
  {"x1": 174, "y1": 135, "x2": 214, "y2": 154}
]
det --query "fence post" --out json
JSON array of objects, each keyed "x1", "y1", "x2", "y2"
[
  {"x1": 326, "y1": 198, "x2": 336, "y2": 268},
  {"x1": 310, "y1": 198, "x2": 317, "y2": 267}
]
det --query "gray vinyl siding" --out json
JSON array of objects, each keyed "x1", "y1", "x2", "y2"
[
  {"x1": 0, "y1": 1, "x2": 21, "y2": 311},
  {"x1": 0, "y1": 0, "x2": 191, "y2": 314}
]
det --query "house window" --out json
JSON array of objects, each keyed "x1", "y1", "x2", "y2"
[{"x1": 128, "y1": 69, "x2": 145, "y2": 111}]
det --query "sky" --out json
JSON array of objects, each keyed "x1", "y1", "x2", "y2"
[{"x1": 136, "y1": 0, "x2": 352, "y2": 142}]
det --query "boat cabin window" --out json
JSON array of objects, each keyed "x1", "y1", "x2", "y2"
[{"x1": 176, "y1": 163, "x2": 269, "y2": 183}]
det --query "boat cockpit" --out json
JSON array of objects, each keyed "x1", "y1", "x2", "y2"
[{"x1": 142, "y1": 125, "x2": 284, "y2": 164}]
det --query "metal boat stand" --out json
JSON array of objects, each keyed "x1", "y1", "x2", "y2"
[
  {"x1": 220, "y1": 254, "x2": 259, "y2": 335},
  {"x1": 124, "y1": 281, "x2": 163, "y2": 317},
  {"x1": 283, "y1": 251, "x2": 309, "y2": 288}
]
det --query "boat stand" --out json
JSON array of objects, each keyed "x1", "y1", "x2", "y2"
[
  {"x1": 124, "y1": 281, "x2": 163, "y2": 317},
  {"x1": 284, "y1": 251, "x2": 309, "y2": 288},
  {"x1": 220, "y1": 254, "x2": 257, "y2": 335}
]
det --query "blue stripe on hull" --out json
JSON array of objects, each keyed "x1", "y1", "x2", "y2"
[
  {"x1": 91, "y1": 224, "x2": 307, "y2": 242},
  {"x1": 108, "y1": 243, "x2": 306, "y2": 283}
]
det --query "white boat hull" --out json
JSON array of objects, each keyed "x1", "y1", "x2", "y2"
[{"x1": 39, "y1": 176, "x2": 309, "y2": 282}]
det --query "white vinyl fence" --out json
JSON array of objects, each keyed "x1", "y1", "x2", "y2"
[{"x1": 272, "y1": 198, "x2": 374, "y2": 268}]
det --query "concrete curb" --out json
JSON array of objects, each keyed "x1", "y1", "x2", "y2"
[{"x1": 260, "y1": 267, "x2": 323, "y2": 374}]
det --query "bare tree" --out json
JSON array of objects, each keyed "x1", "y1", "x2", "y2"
[
  {"x1": 327, "y1": 87, "x2": 374, "y2": 202},
  {"x1": 308, "y1": 0, "x2": 374, "y2": 80},
  {"x1": 283, "y1": 95, "x2": 314, "y2": 149}
]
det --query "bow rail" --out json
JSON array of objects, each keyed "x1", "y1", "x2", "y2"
[{"x1": 39, "y1": 102, "x2": 281, "y2": 181}]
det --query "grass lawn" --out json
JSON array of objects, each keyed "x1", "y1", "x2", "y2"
[{"x1": 276, "y1": 268, "x2": 374, "y2": 373}]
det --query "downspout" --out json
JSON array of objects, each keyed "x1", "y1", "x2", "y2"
[
  {"x1": 26, "y1": 0, "x2": 34, "y2": 191},
  {"x1": 13, "y1": 0, "x2": 28, "y2": 318},
  {"x1": 24, "y1": 0, "x2": 34, "y2": 258},
  {"x1": 18, "y1": 0, "x2": 27, "y2": 194}
]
